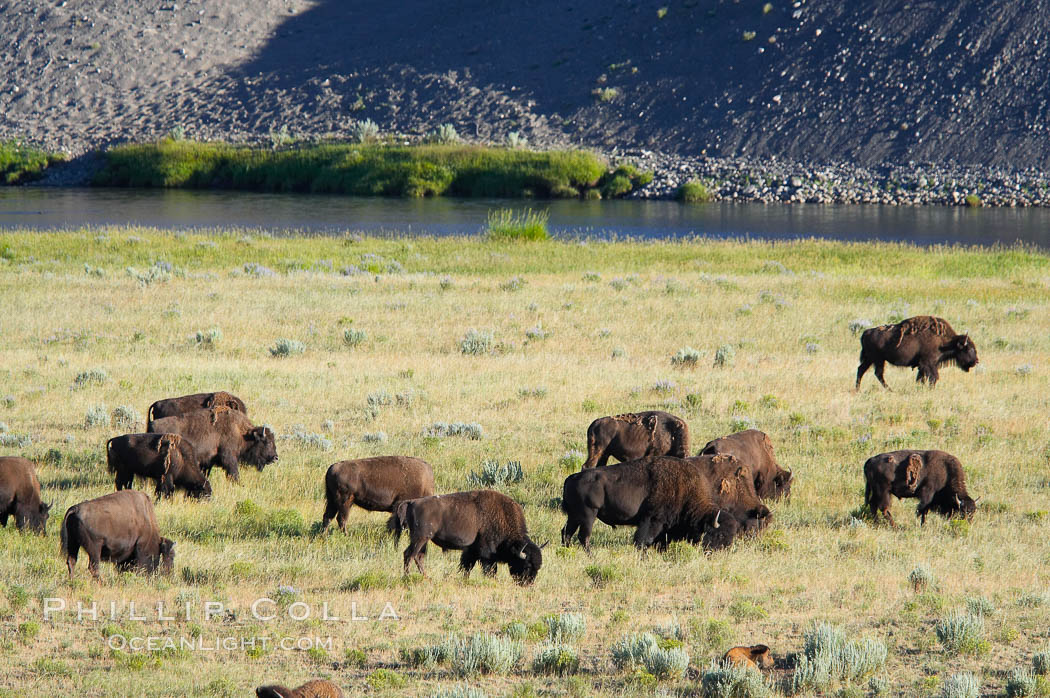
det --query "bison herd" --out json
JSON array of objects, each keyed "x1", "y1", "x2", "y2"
[{"x1": 0, "y1": 316, "x2": 981, "y2": 588}]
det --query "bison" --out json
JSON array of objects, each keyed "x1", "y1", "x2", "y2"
[
  {"x1": 61, "y1": 490, "x2": 175, "y2": 581},
  {"x1": 699, "y1": 429, "x2": 792, "y2": 500},
  {"x1": 0, "y1": 456, "x2": 50, "y2": 534},
  {"x1": 147, "y1": 391, "x2": 247, "y2": 423},
  {"x1": 148, "y1": 406, "x2": 277, "y2": 481},
  {"x1": 723, "y1": 644, "x2": 774, "y2": 671},
  {"x1": 863, "y1": 449, "x2": 977, "y2": 526},
  {"x1": 582, "y1": 410, "x2": 690, "y2": 469},
  {"x1": 856, "y1": 316, "x2": 978, "y2": 389},
  {"x1": 560, "y1": 455, "x2": 770, "y2": 552},
  {"x1": 107, "y1": 433, "x2": 211, "y2": 499},
  {"x1": 256, "y1": 680, "x2": 344, "y2": 698},
  {"x1": 321, "y1": 456, "x2": 435, "y2": 533},
  {"x1": 388, "y1": 490, "x2": 544, "y2": 585}
]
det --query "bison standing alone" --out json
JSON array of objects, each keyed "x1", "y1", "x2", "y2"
[
  {"x1": 320, "y1": 456, "x2": 435, "y2": 533},
  {"x1": 863, "y1": 449, "x2": 977, "y2": 526},
  {"x1": 0, "y1": 456, "x2": 50, "y2": 533},
  {"x1": 147, "y1": 391, "x2": 247, "y2": 422},
  {"x1": 148, "y1": 406, "x2": 277, "y2": 481},
  {"x1": 107, "y1": 433, "x2": 211, "y2": 499},
  {"x1": 856, "y1": 316, "x2": 978, "y2": 389},
  {"x1": 582, "y1": 411, "x2": 690, "y2": 468},
  {"x1": 388, "y1": 490, "x2": 544, "y2": 585},
  {"x1": 61, "y1": 490, "x2": 175, "y2": 581},
  {"x1": 699, "y1": 429, "x2": 792, "y2": 500}
]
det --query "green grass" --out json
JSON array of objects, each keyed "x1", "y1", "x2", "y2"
[
  {"x1": 93, "y1": 140, "x2": 610, "y2": 198},
  {"x1": 677, "y1": 179, "x2": 711, "y2": 203},
  {"x1": 486, "y1": 208, "x2": 550, "y2": 241},
  {"x1": 1, "y1": 229, "x2": 1050, "y2": 695},
  {"x1": 0, "y1": 141, "x2": 65, "y2": 184}
]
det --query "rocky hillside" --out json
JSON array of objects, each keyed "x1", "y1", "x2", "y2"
[{"x1": 3, "y1": 0, "x2": 1050, "y2": 169}]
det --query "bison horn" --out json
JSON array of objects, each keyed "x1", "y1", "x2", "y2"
[
  {"x1": 955, "y1": 495, "x2": 962, "y2": 507},
  {"x1": 539, "y1": 540, "x2": 550, "y2": 550},
  {"x1": 974, "y1": 496, "x2": 982, "y2": 505},
  {"x1": 518, "y1": 544, "x2": 528, "y2": 559},
  {"x1": 712, "y1": 510, "x2": 721, "y2": 529}
]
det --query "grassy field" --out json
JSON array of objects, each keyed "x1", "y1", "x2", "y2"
[
  {"x1": 1, "y1": 229, "x2": 1049, "y2": 697},
  {"x1": 0, "y1": 141, "x2": 65, "y2": 185}
]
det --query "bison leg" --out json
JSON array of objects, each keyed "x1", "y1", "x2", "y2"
[
  {"x1": 855, "y1": 357, "x2": 873, "y2": 389},
  {"x1": 576, "y1": 514, "x2": 597, "y2": 553},
  {"x1": 85, "y1": 541, "x2": 103, "y2": 582},
  {"x1": 916, "y1": 362, "x2": 939, "y2": 387},
  {"x1": 459, "y1": 549, "x2": 479, "y2": 577},
  {"x1": 915, "y1": 484, "x2": 938, "y2": 524},
  {"x1": 873, "y1": 361, "x2": 890, "y2": 389},
  {"x1": 633, "y1": 516, "x2": 665, "y2": 550},
  {"x1": 219, "y1": 449, "x2": 241, "y2": 482},
  {"x1": 336, "y1": 497, "x2": 353, "y2": 532},
  {"x1": 404, "y1": 538, "x2": 428, "y2": 576},
  {"x1": 561, "y1": 516, "x2": 582, "y2": 548},
  {"x1": 65, "y1": 546, "x2": 78, "y2": 581},
  {"x1": 320, "y1": 498, "x2": 340, "y2": 534}
]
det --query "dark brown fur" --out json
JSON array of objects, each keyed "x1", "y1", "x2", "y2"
[
  {"x1": 700, "y1": 429, "x2": 792, "y2": 500},
  {"x1": 583, "y1": 410, "x2": 690, "y2": 468},
  {"x1": 856, "y1": 316, "x2": 979, "y2": 389},
  {"x1": 321, "y1": 456, "x2": 435, "y2": 532},
  {"x1": 0, "y1": 456, "x2": 50, "y2": 534},
  {"x1": 107, "y1": 433, "x2": 211, "y2": 499},
  {"x1": 388, "y1": 490, "x2": 543, "y2": 585},
  {"x1": 61, "y1": 490, "x2": 175, "y2": 581},
  {"x1": 256, "y1": 679, "x2": 344, "y2": 698},
  {"x1": 147, "y1": 391, "x2": 247, "y2": 424},
  {"x1": 148, "y1": 407, "x2": 277, "y2": 481},
  {"x1": 723, "y1": 644, "x2": 773, "y2": 671},
  {"x1": 863, "y1": 449, "x2": 977, "y2": 526}
]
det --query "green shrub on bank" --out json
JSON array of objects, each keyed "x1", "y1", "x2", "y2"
[
  {"x1": 0, "y1": 141, "x2": 65, "y2": 184},
  {"x1": 95, "y1": 141, "x2": 609, "y2": 199},
  {"x1": 678, "y1": 179, "x2": 712, "y2": 203},
  {"x1": 487, "y1": 208, "x2": 550, "y2": 241}
]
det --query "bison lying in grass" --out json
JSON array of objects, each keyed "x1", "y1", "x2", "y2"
[
  {"x1": 147, "y1": 391, "x2": 247, "y2": 422},
  {"x1": 389, "y1": 490, "x2": 544, "y2": 585},
  {"x1": 723, "y1": 644, "x2": 774, "y2": 671},
  {"x1": 61, "y1": 490, "x2": 175, "y2": 581},
  {"x1": 148, "y1": 406, "x2": 277, "y2": 481},
  {"x1": 0, "y1": 456, "x2": 50, "y2": 534},
  {"x1": 856, "y1": 315, "x2": 978, "y2": 389},
  {"x1": 256, "y1": 679, "x2": 344, "y2": 698},
  {"x1": 863, "y1": 449, "x2": 977, "y2": 526},
  {"x1": 320, "y1": 456, "x2": 435, "y2": 533},
  {"x1": 699, "y1": 429, "x2": 792, "y2": 500},
  {"x1": 560, "y1": 454, "x2": 770, "y2": 551},
  {"x1": 107, "y1": 433, "x2": 211, "y2": 499},
  {"x1": 582, "y1": 410, "x2": 690, "y2": 468}
]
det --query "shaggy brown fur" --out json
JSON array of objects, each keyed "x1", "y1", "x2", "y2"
[
  {"x1": 723, "y1": 645, "x2": 774, "y2": 671},
  {"x1": 107, "y1": 433, "x2": 211, "y2": 498},
  {"x1": 863, "y1": 449, "x2": 977, "y2": 526},
  {"x1": 321, "y1": 456, "x2": 435, "y2": 533},
  {"x1": 583, "y1": 410, "x2": 690, "y2": 468},
  {"x1": 147, "y1": 391, "x2": 247, "y2": 424},
  {"x1": 857, "y1": 315, "x2": 978, "y2": 389},
  {"x1": 699, "y1": 429, "x2": 793, "y2": 500},
  {"x1": 0, "y1": 456, "x2": 50, "y2": 533},
  {"x1": 256, "y1": 679, "x2": 344, "y2": 698},
  {"x1": 148, "y1": 407, "x2": 277, "y2": 481}
]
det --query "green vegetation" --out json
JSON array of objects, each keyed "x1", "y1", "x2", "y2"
[
  {"x1": 678, "y1": 178, "x2": 712, "y2": 203},
  {"x1": 0, "y1": 140, "x2": 65, "y2": 184},
  {"x1": 487, "y1": 208, "x2": 550, "y2": 241},
  {"x1": 94, "y1": 140, "x2": 612, "y2": 198}
]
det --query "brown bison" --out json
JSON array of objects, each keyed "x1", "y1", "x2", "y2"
[
  {"x1": 856, "y1": 316, "x2": 978, "y2": 389},
  {"x1": 148, "y1": 406, "x2": 277, "y2": 481},
  {"x1": 107, "y1": 433, "x2": 211, "y2": 499},
  {"x1": 388, "y1": 490, "x2": 544, "y2": 585},
  {"x1": 320, "y1": 456, "x2": 435, "y2": 533},
  {"x1": 699, "y1": 429, "x2": 792, "y2": 500},
  {"x1": 863, "y1": 449, "x2": 977, "y2": 526},
  {"x1": 0, "y1": 456, "x2": 50, "y2": 534},
  {"x1": 147, "y1": 391, "x2": 247, "y2": 423},
  {"x1": 582, "y1": 410, "x2": 690, "y2": 468},
  {"x1": 560, "y1": 455, "x2": 770, "y2": 551},
  {"x1": 256, "y1": 680, "x2": 344, "y2": 698},
  {"x1": 723, "y1": 644, "x2": 774, "y2": 671},
  {"x1": 61, "y1": 490, "x2": 175, "y2": 581}
]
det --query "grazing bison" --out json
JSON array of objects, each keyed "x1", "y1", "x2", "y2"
[
  {"x1": 0, "y1": 456, "x2": 50, "y2": 533},
  {"x1": 863, "y1": 449, "x2": 977, "y2": 526},
  {"x1": 107, "y1": 433, "x2": 211, "y2": 499},
  {"x1": 560, "y1": 455, "x2": 770, "y2": 551},
  {"x1": 699, "y1": 429, "x2": 792, "y2": 500},
  {"x1": 256, "y1": 679, "x2": 344, "y2": 698},
  {"x1": 61, "y1": 490, "x2": 175, "y2": 581},
  {"x1": 321, "y1": 456, "x2": 435, "y2": 533},
  {"x1": 388, "y1": 490, "x2": 544, "y2": 585},
  {"x1": 856, "y1": 316, "x2": 978, "y2": 389},
  {"x1": 723, "y1": 644, "x2": 774, "y2": 671},
  {"x1": 148, "y1": 406, "x2": 277, "y2": 481},
  {"x1": 583, "y1": 411, "x2": 690, "y2": 468},
  {"x1": 147, "y1": 391, "x2": 247, "y2": 423}
]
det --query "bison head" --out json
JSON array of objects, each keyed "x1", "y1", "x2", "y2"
[
  {"x1": 158, "y1": 538, "x2": 176, "y2": 575},
  {"x1": 188, "y1": 478, "x2": 212, "y2": 499},
  {"x1": 772, "y1": 470, "x2": 793, "y2": 500},
  {"x1": 955, "y1": 494, "x2": 977, "y2": 520},
  {"x1": 740, "y1": 504, "x2": 772, "y2": 534},
  {"x1": 700, "y1": 509, "x2": 741, "y2": 551},
  {"x1": 951, "y1": 334, "x2": 979, "y2": 371},
  {"x1": 749, "y1": 645, "x2": 774, "y2": 670},
  {"x1": 22, "y1": 500, "x2": 50, "y2": 535},
  {"x1": 242, "y1": 426, "x2": 278, "y2": 470},
  {"x1": 507, "y1": 539, "x2": 543, "y2": 585}
]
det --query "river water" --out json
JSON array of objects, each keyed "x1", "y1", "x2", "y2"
[{"x1": 2, "y1": 188, "x2": 1049, "y2": 247}]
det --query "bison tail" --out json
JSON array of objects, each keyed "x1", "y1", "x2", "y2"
[
  {"x1": 667, "y1": 416, "x2": 690, "y2": 458},
  {"x1": 386, "y1": 501, "x2": 410, "y2": 541},
  {"x1": 106, "y1": 438, "x2": 118, "y2": 474},
  {"x1": 59, "y1": 509, "x2": 75, "y2": 556}
]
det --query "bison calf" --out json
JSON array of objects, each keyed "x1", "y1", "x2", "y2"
[
  {"x1": 148, "y1": 391, "x2": 247, "y2": 422},
  {"x1": 148, "y1": 406, "x2": 277, "y2": 481},
  {"x1": 107, "y1": 433, "x2": 211, "y2": 499},
  {"x1": 863, "y1": 449, "x2": 977, "y2": 526},
  {"x1": 61, "y1": 490, "x2": 175, "y2": 581},
  {"x1": 723, "y1": 644, "x2": 773, "y2": 671},
  {"x1": 856, "y1": 316, "x2": 978, "y2": 389},
  {"x1": 699, "y1": 429, "x2": 792, "y2": 500},
  {"x1": 0, "y1": 456, "x2": 50, "y2": 534},
  {"x1": 388, "y1": 490, "x2": 544, "y2": 585},
  {"x1": 321, "y1": 456, "x2": 435, "y2": 533},
  {"x1": 583, "y1": 410, "x2": 690, "y2": 468},
  {"x1": 256, "y1": 679, "x2": 343, "y2": 698}
]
